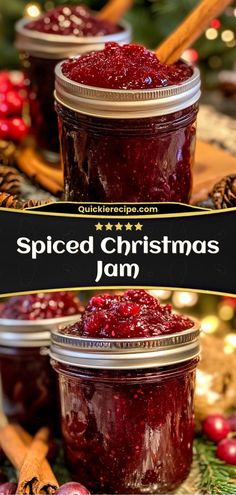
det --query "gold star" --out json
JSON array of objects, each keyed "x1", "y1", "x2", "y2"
[
  {"x1": 105, "y1": 222, "x2": 113, "y2": 231},
  {"x1": 135, "y1": 222, "x2": 143, "y2": 231},
  {"x1": 95, "y1": 223, "x2": 103, "y2": 231},
  {"x1": 115, "y1": 222, "x2": 123, "y2": 231},
  {"x1": 125, "y1": 222, "x2": 133, "y2": 231}
]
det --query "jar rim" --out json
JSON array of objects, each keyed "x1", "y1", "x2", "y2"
[
  {"x1": 15, "y1": 18, "x2": 132, "y2": 59},
  {"x1": 50, "y1": 317, "x2": 200, "y2": 370},
  {"x1": 0, "y1": 314, "x2": 81, "y2": 348},
  {"x1": 55, "y1": 63, "x2": 201, "y2": 118}
]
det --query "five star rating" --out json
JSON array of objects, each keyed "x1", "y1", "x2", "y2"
[{"x1": 95, "y1": 222, "x2": 143, "y2": 231}]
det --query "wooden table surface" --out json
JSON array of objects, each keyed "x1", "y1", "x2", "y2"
[{"x1": 192, "y1": 140, "x2": 236, "y2": 204}]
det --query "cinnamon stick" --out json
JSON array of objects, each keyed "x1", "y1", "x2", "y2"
[
  {"x1": 98, "y1": 0, "x2": 133, "y2": 23},
  {"x1": 0, "y1": 424, "x2": 59, "y2": 494},
  {"x1": 17, "y1": 427, "x2": 58, "y2": 495},
  {"x1": 0, "y1": 423, "x2": 27, "y2": 468},
  {"x1": 156, "y1": 0, "x2": 233, "y2": 64},
  {"x1": 16, "y1": 147, "x2": 63, "y2": 196}
]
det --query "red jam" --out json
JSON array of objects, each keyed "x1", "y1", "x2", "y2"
[
  {"x1": 0, "y1": 291, "x2": 83, "y2": 320},
  {"x1": 62, "y1": 290, "x2": 194, "y2": 338},
  {"x1": 26, "y1": 5, "x2": 120, "y2": 37},
  {"x1": 62, "y1": 43, "x2": 193, "y2": 89},
  {"x1": 53, "y1": 291, "x2": 198, "y2": 493}
]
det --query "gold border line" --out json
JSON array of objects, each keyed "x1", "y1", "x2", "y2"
[
  {"x1": 0, "y1": 286, "x2": 235, "y2": 299},
  {"x1": 0, "y1": 203, "x2": 236, "y2": 219}
]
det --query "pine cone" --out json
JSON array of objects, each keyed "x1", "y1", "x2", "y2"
[
  {"x1": 0, "y1": 165, "x2": 21, "y2": 195},
  {"x1": 0, "y1": 192, "x2": 22, "y2": 209},
  {"x1": 0, "y1": 140, "x2": 16, "y2": 167},
  {"x1": 23, "y1": 199, "x2": 52, "y2": 209},
  {"x1": 210, "y1": 175, "x2": 236, "y2": 209}
]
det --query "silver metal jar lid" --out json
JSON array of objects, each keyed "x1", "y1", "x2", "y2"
[
  {"x1": 0, "y1": 315, "x2": 81, "y2": 348},
  {"x1": 55, "y1": 63, "x2": 201, "y2": 119},
  {"x1": 50, "y1": 319, "x2": 200, "y2": 370},
  {"x1": 15, "y1": 18, "x2": 132, "y2": 60}
]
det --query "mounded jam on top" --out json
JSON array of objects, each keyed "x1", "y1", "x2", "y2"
[
  {"x1": 62, "y1": 290, "x2": 194, "y2": 338},
  {"x1": 25, "y1": 5, "x2": 120, "y2": 37},
  {"x1": 62, "y1": 43, "x2": 193, "y2": 89},
  {"x1": 0, "y1": 292, "x2": 84, "y2": 320}
]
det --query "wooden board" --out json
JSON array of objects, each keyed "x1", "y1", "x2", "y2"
[{"x1": 192, "y1": 140, "x2": 236, "y2": 204}]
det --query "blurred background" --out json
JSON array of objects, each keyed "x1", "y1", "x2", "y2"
[{"x1": 0, "y1": 0, "x2": 236, "y2": 88}]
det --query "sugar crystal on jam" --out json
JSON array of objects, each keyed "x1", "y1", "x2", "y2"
[
  {"x1": 62, "y1": 290, "x2": 194, "y2": 338},
  {"x1": 26, "y1": 5, "x2": 120, "y2": 37},
  {"x1": 62, "y1": 43, "x2": 193, "y2": 89}
]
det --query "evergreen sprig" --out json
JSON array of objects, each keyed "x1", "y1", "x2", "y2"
[{"x1": 195, "y1": 438, "x2": 236, "y2": 495}]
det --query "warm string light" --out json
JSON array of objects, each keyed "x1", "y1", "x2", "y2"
[
  {"x1": 201, "y1": 315, "x2": 219, "y2": 334},
  {"x1": 224, "y1": 333, "x2": 236, "y2": 354},
  {"x1": 149, "y1": 290, "x2": 171, "y2": 301},
  {"x1": 172, "y1": 291, "x2": 198, "y2": 309},
  {"x1": 205, "y1": 17, "x2": 235, "y2": 48},
  {"x1": 24, "y1": 2, "x2": 42, "y2": 19}
]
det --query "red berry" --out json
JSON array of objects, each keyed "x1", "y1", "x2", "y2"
[
  {"x1": 118, "y1": 302, "x2": 140, "y2": 317},
  {"x1": 0, "y1": 119, "x2": 10, "y2": 140},
  {"x1": 228, "y1": 414, "x2": 236, "y2": 432},
  {"x1": 202, "y1": 414, "x2": 230, "y2": 442},
  {"x1": 6, "y1": 91, "x2": 24, "y2": 115},
  {"x1": 0, "y1": 101, "x2": 10, "y2": 118},
  {"x1": 56, "y1": 482, "x2": 90, "y2": 495},
  {"x1": 216, "y1": 438, "x2": 236, "y2": 465},
  {"x1": 9, "y1": 118, "x2": 29, "y2": 141},
  {"x1": 0, "y1": 73, "x2": 13, "y2": 94},
  {"x1": 0, "y1": 483, "x2": 17, "y2": 494}
]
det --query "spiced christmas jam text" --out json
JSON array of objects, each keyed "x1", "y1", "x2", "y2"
[{"x1": 16, "y1": 235, "x2": 220, "y2": 283}]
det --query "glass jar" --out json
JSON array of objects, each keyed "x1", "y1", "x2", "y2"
[
  {"x1": 55, "y1": 64, "x2": 201, "y2": 202},
  {"x1": 0, "y1": 315, "x2": 80, "y2": 433},
  {"x1": 15, "y1": 19, "x2": 131, "y2": 163},
  {"x1": 51, "y1": 321, "x2": 200, "y2": 493}
]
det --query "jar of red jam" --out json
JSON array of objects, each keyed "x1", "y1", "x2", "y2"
[
  {"x1": 15, "y1": 6, "x2": 131, "y2": 162},
  {"x1": 51, "y1": 290, "x2": 200, "y2": 493},
  {"x1": 0, "y1": 292, "x2": 83, "y2": 433},
  {"x1": 55, "y1": 43, "x2": 201, "y2": 202}
]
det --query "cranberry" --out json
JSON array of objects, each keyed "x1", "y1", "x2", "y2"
[
  {"x1": 216, "y1": 439, "x2": 236, "y2": 465},
  {"x1": 0, "y1": 73, "x2": 13, "y2": 94},
  {"x1": 26, "y1": 5, "x2": 119, "y2": 37},
  {"x1": 62, "y1": 290, "x2": 194, "y2": 339},
  {"x1": 0, "y1": 292, "x2": 83, "y2": 320},
  {"x1": 202, "y1": 414, "x2": 230, "y2": 443},
  {"x1": 0, "y1": 483, "x2": 17, "y2": 495},
  {"x1": 5, "y1": 91, "x2": 24, "y2": 115},
  {"x1": 0, "y1": 120, "x2": 10, "y2": 140},
  {"x1": 56, "y1": 482, "x2": 90, "y2": 495},
  {"x1": 228, "y1": 414, "x2": 236, "y2": 432},
  {"x1": 9, "y1": 118, "x2": 29, "y2": 141},
  {"x1": 62, "y1": 43, "x2": 193, "y2": 90}
]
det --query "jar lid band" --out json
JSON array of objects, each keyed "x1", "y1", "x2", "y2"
[
  {"x1": 0, "y1": 315, "x2": 81, "y2": 348},
  {"x1": 55, "y1": 64, "x2": 201, "y2": 118},
  {"x1": 50, "y1": 321, "x2": 200, "y2": 369},
  {"x1": 15, "y1": 19, "x2": 132, "y2": 59}
]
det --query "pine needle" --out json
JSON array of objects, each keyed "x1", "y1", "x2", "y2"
[{"x1": 195, "y1": 438, "x2": 236, "y2": 495}]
